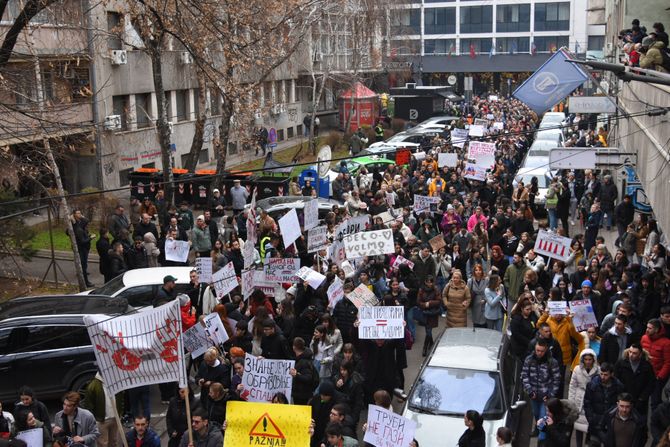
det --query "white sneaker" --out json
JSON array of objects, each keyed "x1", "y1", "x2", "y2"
[{"x1": 570, "y1": 221, "x2": 575, "y2": 226}]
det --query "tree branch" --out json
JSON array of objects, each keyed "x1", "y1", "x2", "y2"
[{"x1": 0, "y1": 0, "x2": 61, "y2": 67}]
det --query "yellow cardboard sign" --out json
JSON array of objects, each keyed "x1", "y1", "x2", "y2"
[{"x1": 224, "y1": 401, "x2": 311, "y2": 446}]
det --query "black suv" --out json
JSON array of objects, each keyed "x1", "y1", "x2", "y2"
[{"x1": 0, "y1": 295, "x2": 130, "y2": 402}]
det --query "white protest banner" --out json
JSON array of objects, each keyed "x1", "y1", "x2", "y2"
[
  {"x1": 335, "y1": 215, "x2": 370, "y2": 241},
  {"x1": 243, "y1": 240, "x2": 255, "y2": 269},
  {"x1": 474, "y1": 118, "x2": 488, "y2": 127},
  {"x1": 450, "y1": 129, "x2": 468, "y2": 148},
  {"x1": 340, "y1": 260, "x2": 355, "y2": 278},
  {"x1": 304, "y1": 198, "x2": 319, "y2": 230},
  {"x1": 307, "y1": 225, "x2": 328, "y2": 253},
  {"x1": 16, "y1": 429, "x2": 43, "y2": 447},
  {"x1": 165, "y1": 239, "x2": 190, "y2": 263},
  {"x1": 344, "y1": 229, "x2": 394, "y2": 259},
  {"x1": 438, "y1": 152, "x2": 458, "y2": 168},
  {"x1": 241, "y1": 269, "x2": 256, "y2": 300},
  {"x1": 488, "y1": 95, "x2": 499, "y2": 102},
  {"x1": 547, "y1": 301, "x2": 568, "y2": 317},
  {"x1": 242, "y1": 354, "x2": 295, "y2": 402},
  {"x1": 274, "y1": 286, "x2": 286, "y2": 303},
  {"x1": 264, "y1": 258, "x2": 301, "y2": 282},
  {"x1": 364, "y1": 404, "x2": 416, "y2": 447},
  {"x1": 493, "y1": 121, "x2": 504, "y2": 130},
  {"x1": 182, "y1": 324, "x2": 212, "y2": 359},
  {"x1": 212, "y1": 261, "x2": 238, "y2": 297},
  {"x1": 413, "y1": 151, "x2": 426, "y2": 160},
  {"x1": 534, "y1": 229, "x2": 572, "y2": 262},
  {"x1": 359, "y1": 306, "x2": 405, "y2": 339},
  {"x1": 392, "y1": 255, "x2": 415, "y2": 270},
  {"x1": 463, "y1": 163, "x2": 487, "y2": 181},
  {"x1": 468, "y1": 124, "x2": 485, "y2": 137},
  {"x1": 16, "y1": 429, "x2": 42, "y2": 447},
  {"x1": 278, "y1": 208, "x2": 302, "y2": 248},
  {"x1": 204, "y1": 312, "x2": 229, "y2": 345},
  {"x1": 327, "y1": 277, "x2": 345, "y2": 308},
  {"x1": 347, "y1": 283, "x2": 379, "y2": 308},
  {"x1": 375, "y1": 211, "x2": 394, "y2": 225},
  {"x1": 195, "y1": 257, "x2": 212, "y2": 283},
  {"x1": 83, "y1": 300, "x2": 187, "y2": 396},
  {"x1": 413, "y1": 195, "x2": 440, "y2": 213},
  {"x1": 385, "y1": 192, "x2": 395, "y2": 207},
  {"x1": 296, "y1": 267, "x2": 327, "y2": 289},
  {"x1": 467, "y1": 141, "x2": 496, "y2": 168},
  {"x1": 569, "y1": 299, "x2": 599, "y2": 331},
  {"x1": 328, "y1": 240, "x2": 347, "y2": 266}
]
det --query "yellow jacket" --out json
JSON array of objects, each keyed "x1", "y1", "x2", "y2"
[{"x1": 538, "y1": 312, "x2": 585, "y2": 367}]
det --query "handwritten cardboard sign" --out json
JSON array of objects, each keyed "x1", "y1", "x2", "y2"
[{"x1": 358, "y1": 306, "x2": 404, "y2": 339}]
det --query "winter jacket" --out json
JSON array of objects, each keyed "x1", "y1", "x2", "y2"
[
  {"x1": 180, "y1": 302, "x2": 196, "y2": 332},
  {"x1": 504, "y1": 262, "x2": 529, "y2": 302},
  {"x1": 583, "y1": 375, "x2": 625, "y2": 431},
  {"x1": 641, "y1": 327, "x2": 670, "y2": 380},
  {"x1": 333, "y1": 370, "x2": 365, "y2": 423},
  {"x1": 81, "y1": 375, "x2": 123, "y2": 422},
  {"x1": 260, "y1": 332, "x2": 291, "y2": 360},
  {"x1": 600, "y1": 406, "x2": 647, "y2": 447},
  {"x1": 178, "y1": 426, "x2": 223, "y2": 447},
  {"x1": 191, "y1": 225, "x2": 212, "y2": 253},
  {"x1": 651, "y1": 401, "x2": 670, "y2": 444},
  {"x1": 457, "y1": 426, "x2": 486, "y2": 447},
  {"x1": 483, "y1": 287, "x2": 505, "y2": 321},
  {"x1": 292, "y1": 349, "x2": 317, "y2": 403},
  {"x1": 332, "y1": 298, "x2": 358, "y2": 344},
  {"x1": 614, "y1": 348, "x2": 655, "y2": 411},
  {"x1": 521, "y1": 352, "x2": 561, "y2": 401},
  {"x1": 599, "y1": 325, "x2": 634, "y2": 365},
  {"x1": 107, "y1": 251, "x2": 127, "y2": 279},
  {"x1": 143, "y1": 232, "x2": 160, "y2": 267},
  {"x1": 166, "y1": 396, "x2": 200, "y2": 440},
  {"x1": 538, "y1": 313, "x2": 585, "y2": 367},
  {"x1": 598, "y1": 180, "x2": 618, "y2": 212},
  {"x1": 411, "y1": 253, "x2": 437, "y2": 285},
  {"x1": 126, "y1": 427, "x2": 160, "y2": 447},
  {"x1": 53, "y1": 407, "x2": 100, "y2": 446},
  {"x1": 510, "y1": 313, "x2": 538, "y2": 359},
  {"x1": 640, "y1": 41, "x2": 669, "y2": 73},
  {"x1": 12, "y1": 399, "x2": 51, "y2": 435},
  {"x1": 541, "y1": 399, "x2": 579, "y2": 447},
  {"x1": 569, "y1": 349, "x2": 600, "y2": 433},
  {"x1": 417, "y1": 285, "x2": 442, "y2": 329},
  {"x1": 195, "y1": 359, "x2": 231, "y2": 389}
]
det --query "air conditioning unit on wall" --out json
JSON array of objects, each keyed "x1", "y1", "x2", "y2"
[
  {"x1": 104, "y1": 115, "x2": 122, "y2": 131},
  {"x1": 179, "y1": 51, "x2": 193, "y2": 65},
  {"x1": 110, "y1": 50, "x2": 127, "y2": 65}
]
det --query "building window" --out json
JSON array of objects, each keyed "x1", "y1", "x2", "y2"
[
  {"x1": 175, "y1": 90, "x2": 188, "y2": 122},
  {"x1": 297, "y1": 124, "x2": 303, "y2": 136},
  {"x1": 424, "y1": 8, "x2": 456, "y2": 34},
  {"x1": 107, "y1": 12, "x2": 123, "y2": 50},
  {"x1": 424, "y1": 39, "x2": 456, "y2": 55},
  {"x1": 533, "y1": 36, "x2": 569, "y2": 52},
  {"x1": 287, "y1": 127, "x2": 294, "y2": 139},
  {"x1": 119, "y1": 168, "x2": 132, "y2": 186},
  {"x1": 193, "y1": 88, "x2": 200, "y2": 117},
  {"x1": 496, "y1": 4, "x2": 530, "y2": 32},
  {"x1": 534, "y1": 2, "x2": 570, "y2": 31},
  {"x1": 180, "y1": 149, "x2": 208, "y2": 167},
  {"x1": 112, "y1": 95, "x2": 130, "y2": 130},
  {"x1": 460, "y1": 38, "x2": 492, "y2": 55},
  {"x1": 135, "y1": 93, "x2": 151, "y2": 129},
  {"x1": 460, "y1": 6, "x2": 492, "y2": 33},
  {"x1": 277, "y1": 129, "x2": 285, "y2": 142},
  {"x1": 391, "y1": 9, "x2": 420, "y2": 35},
  {"x1": 587, "y1": 35, "x2": 605, "y2": 51},
  {"x1": 391, "y1": 39, "x2": 420, "y2": 55},
  {"x1": 496, "y1": 37, "x2": 530, "y2": 54}
]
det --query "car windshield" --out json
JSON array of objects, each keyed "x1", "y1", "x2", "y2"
[
  {"x1": 333, "y1": 160, "x2": 361, "y2": 174},
  {"x1": 91, "y1": 275, "x2": 125, "y2": 296},
  {"x1": 519, "y1": 174, "x2": 549, "y2": 188},
  {"x1": 408, "y1": 367, "x2": 504, "y2": 418}
]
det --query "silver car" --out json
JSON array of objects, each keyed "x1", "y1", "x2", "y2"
[{"x1": 399, "y1": 328, "x2": 532, "y2": 446}]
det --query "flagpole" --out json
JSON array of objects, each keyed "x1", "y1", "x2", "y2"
[
  {"x1": 184, "y1": 386, "x2": 194, "y2": 445},
  {"x1": 105, "y1": 386, "x2": 130, "y2": 447}
]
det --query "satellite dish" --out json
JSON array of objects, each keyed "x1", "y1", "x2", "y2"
[
  {"x1": 447, "y1": 75, "x2": 457, "y2": 86},
  {"x1": 317, "y1": 145, "x2": 332, "y2": 178}
]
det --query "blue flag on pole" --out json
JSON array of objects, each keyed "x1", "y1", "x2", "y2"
[{"x1": 512, "y1": 48, "x2": 588, "y2": 114}]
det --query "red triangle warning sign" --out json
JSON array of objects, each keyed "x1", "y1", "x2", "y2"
[{"x1": 249, "y1": 412, "x2": 285, "y2": 439}]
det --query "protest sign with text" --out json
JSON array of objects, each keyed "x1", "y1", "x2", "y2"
[
  {"x1": 467, "y1": 141, "x2": 496, "y2": 168},
  {"x1": 569, "y1": 299, "x2": 599, "y2": 331},
  {"x1": 264, "y1": 258, "x2": 301, "y2": 282},
  {"x1": 212, "y1": 261, "x2": 238, "y2": 297},
  {"x1": 413, "y1": 195, "x2": 440, "y2": 213},
  {"x1": 344, "y1": 229, "x2": 394, "y2": 259},
  {"x1": 392, "y1": 255, "x2": 415, "y2": 270},
  {"x1": 359, "y1": 306, "x2": 405, "y2": 339},
  {"x1": 307, "y1": 225, "x2": 328, "y2": 253},
  {"x1": 303, "y1": 199, "x2": 319, "y2": 230},
  {"x1": 241, "y1": 269, "x2": 256, "y2": 299},
  {"x1": 547, "y1": 301, "x2": 568, "y2": 317},
  {"x1": 295, "y1": 267, "x2": 326, "y2": 289},
  {"x1": 165, "y1": 239, "x2": 190, "y2": 263},
  {"x1": 335, "y1": 215, "x2": 370, "y2": 241},
  {"x1": 242, "y1": 354, "x2": 295, "y2": 403},
  {"x1": 429, "y1": 234, "x2": 446, "y2": 252},
  {"x1": 195, "y1": 257, "x2": 212, "y2": 283},
  {"x1": 182, "y1": 324, "x2": 211, "y2": 359},
  {"x1": 464, "y1": 163, "x2": 487, "y2": 181},
  {"x1": 364, "y1": 405, "x2": 416, "y2": 447},
  {"x1": 278, "y1": 208, "x2": 301, "y2": 248},
  {"x1": 327, "y1": 277, "x2": 345, "y2": 309},
  {"x1": 224, "y1": 401, "x2": 311, "y2": 447},
  {"x1": 468, "y1": 124, "x2": 485, "y2": 137},
  {"x1": 450, "y1": 129, "x2": 468, "y2": 148},
  {"x1": 347, "y1": 283, "x2": 379, "y2": 308},
  {"x1": 438, "y1": 152, "x2": 458, "y2": 168},
  {"x1": 204, "y1": 312, "x2": 229, "y2": 345}
]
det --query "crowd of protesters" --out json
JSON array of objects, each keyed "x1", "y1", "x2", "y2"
[{"x1": 5, "y1": 92, "x2": 670, "y2": 447}]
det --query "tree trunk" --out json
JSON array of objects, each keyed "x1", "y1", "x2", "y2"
[
  {"x1": 148, "y1": 36, "x2": 174, "y2": 204},
  {"x1": 214, "y1": 100, "x2": 234, "y2": 190},
  {"x1": 183, "y1": 73, "x2": 207, "y2": 172},
  {"x1": 309, "y1": 73, "x2": 327, "y2": 155}
]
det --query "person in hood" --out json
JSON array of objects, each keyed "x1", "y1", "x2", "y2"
[
  {"x1": 599, "y1": 314, "x2": 634, "y2": 365},
  {"x1": 569, "y1": 349, "x2": 600, "y2": 447},
  {"x1": 537, "y1": 398, "x2": 579, "y2": 447},
  {"x1": 177, "y1": 294, "x2": 196, "y2": 332},
  {"x1": 142, "y1": 232, "x2": 160, "y2": 267}
]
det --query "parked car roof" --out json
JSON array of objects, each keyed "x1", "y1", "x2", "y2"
[
  {"x1": 0, "y1": 295, "x2": 130, "y2": 320},
  {"x1": 428, "y1": 328, "x2": 502, "y2": 371}
]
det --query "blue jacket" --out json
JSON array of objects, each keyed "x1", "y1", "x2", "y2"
[{"x1": 126, "y1": 428, "x2": 160, "y2": 447}]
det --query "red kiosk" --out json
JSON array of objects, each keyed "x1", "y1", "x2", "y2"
[{"x1": 338, "y1": 82, "x2": 379, "y2": 131}]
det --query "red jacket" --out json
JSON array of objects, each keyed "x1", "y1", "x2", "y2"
[
  {"x1": 641, "y1": 328, "x2": 670, "y2": 380},
  {"x1": 180, "y1": 303, "x2": 196, "y2": 331}
]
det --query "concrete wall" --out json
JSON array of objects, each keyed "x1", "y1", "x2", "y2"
[{"x1": 617, "y1": 81, "x2": 670, "y2": 235}]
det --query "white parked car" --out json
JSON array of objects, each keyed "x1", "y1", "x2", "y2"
[
  {"x1": 415, "y1": 115, "x2": 460, "y2": 129},
  {"x1": 399, "y1": 328, "x2": 532, "y2": 446},
  {"x1": 514, "y1": 166, "x2": 555, "y2": 215},
  {"x1": 81, "y1": 267, "x2": 195, "y2": 309}
]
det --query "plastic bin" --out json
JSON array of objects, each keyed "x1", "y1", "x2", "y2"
[
  {"x1": 192, "y1": 170, "x2": 216, "y2": 206},
  {"x1": 129, "y1": 169, "x2": 161, "y2": 202},
  {"x1": 173, "y1": 169, "x2": 193, "y2": 205},
  {"x1": 299, "y1": 168, "x2": 329, "y2": 198}
]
